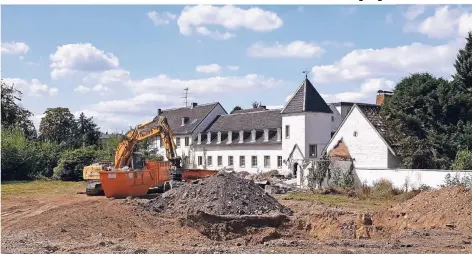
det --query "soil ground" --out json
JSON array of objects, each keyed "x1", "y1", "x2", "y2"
[{"x1": 2, "y1": 181, "x2": 472, "y2": 254}]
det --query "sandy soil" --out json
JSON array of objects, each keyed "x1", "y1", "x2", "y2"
[{"x1": 2, "y1": 187, "x2": 472, "y2": 254}]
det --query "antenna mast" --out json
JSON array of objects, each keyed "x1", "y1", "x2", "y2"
[{"x1": 182, "y1": 87, "x2": 189, "y2": 107}]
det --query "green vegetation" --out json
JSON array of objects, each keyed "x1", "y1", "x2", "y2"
[{"x1": 1, "y1": 180, "x2": 85, "y2": 198}]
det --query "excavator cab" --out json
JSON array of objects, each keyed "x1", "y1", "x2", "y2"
[{"x1": 131, "y1": 152, "x2": 146, "y2": 170}]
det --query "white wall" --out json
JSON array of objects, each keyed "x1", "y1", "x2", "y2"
[
  {"x1": 325, "y1": 107, "x2": 391, "y2": 169},
  {"x1": 192, "y1": 144, "x2": 286, "y2": 174},
  {"x1": 150, "y1": 135, "x2": 193, "y2": 160},
  {"x1": 305, "y1": 113, "x2": 332, "y2": 158},
  {"x1": 282, "y1": 114, "x2": 306, "y2": 171},
  {"x1": 356, "y1": 168, "x2": 472, "y2": 189}
]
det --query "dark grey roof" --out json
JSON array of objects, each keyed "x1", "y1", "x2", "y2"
[
  {"x1": 193, "y1": 129, "x2": 281, "y2": 146},
  {"x1": 281, "y1": 78, "x2": 333, "y2": 114},
  {"x1": 356, "y1": 104, "x2": 396, "y2": 152},
  {"x1": 155, "y1": 102, "x2": 221, "y2": 135},
  {"x1": 232, "y1": 106, "x2": 267, "y2": 114},
  {"x1": 204, "y1": 109, "x2": 282, "y2": 133}
]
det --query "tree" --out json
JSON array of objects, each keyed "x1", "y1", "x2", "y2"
[
  {"x1": 252, "y1": 101, "x2": 260, "y2": 108},
  {"x1": 39, "y1": 107, "x2": 77, "y2": 148},
  {"x1": 452, "y1": 31, "x2": 472, "y2": 93},
  {"x1": 381, "y1": 73, "x2": 451, "y2": 168},
  {"x1": 1, "y1": 81, "x2": 36, "y2": 139},
  {"x1": 76, "y1": 112, "x2": 101, "y2": 148},
  {"x1": 230, "y1": 106, "x2": 242, "y2": 113}
]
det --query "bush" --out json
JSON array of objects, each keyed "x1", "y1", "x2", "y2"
[
  {"x1": 452, "y1": 148, "x2": 472, "y2": 170},
  {"x1": 1, "y1": 127, "x2": 37, "y2": 180},
  {"x1": 53, "y1": 146, "x2": 98, "y2": 181}
]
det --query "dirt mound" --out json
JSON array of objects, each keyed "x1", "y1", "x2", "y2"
[
  {"x1": 143, "y1": 171, "x2": 292, "y2": 216},
  {"x1": 375, "y1": 186, "x2": 472, "y2": 231}
]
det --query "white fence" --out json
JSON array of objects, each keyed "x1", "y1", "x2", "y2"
[{"x1": 297, "y1": 166, "x2": 472, "y2": 190}]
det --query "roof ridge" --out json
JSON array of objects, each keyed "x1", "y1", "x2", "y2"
[
  {"x1": 162, "y1": 102, "x2": 219, "y2": 112},
  {"x1": 225, "y1": 109, "x2": 281, "y2": 116}
]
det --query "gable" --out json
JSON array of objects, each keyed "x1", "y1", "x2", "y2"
[{"x1": 281, "y1": 78, "x2": 333, "y2": 114}]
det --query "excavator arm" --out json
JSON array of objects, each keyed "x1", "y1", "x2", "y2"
[{"x1": 113, "y1": 115, "x2": 181, "y2": 170}]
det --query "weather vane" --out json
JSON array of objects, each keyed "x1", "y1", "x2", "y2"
[{"x1": 302, "y1": 69, "x2": 311, "y2": 79}]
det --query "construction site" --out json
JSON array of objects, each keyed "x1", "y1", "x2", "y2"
[{"x1": 2, "y1": 169, "x2": 472, "y2": 254}]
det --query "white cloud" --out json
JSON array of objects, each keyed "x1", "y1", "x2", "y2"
[
  {"x1": 406, "y1": 6, "x2": 472, "y2": 39},
  {"x1": 3, "y1": 78, "x2": 58, "y2": 97},
  {"x1": 147, "y1": 11, "x2": 176, "y2": 26},
  {"x1": 50, "y1": 43, "x2": 119, "y2": 79},
  {"x1": 195, "y1": 26, "x2": 236, "y2": 40},
  {"x1": 403, "y1": 5, "x2": 425, "y2": 20},
  {"x1": 74, "y1": 85, "x2": 91, "y2": 93},
  {"x1": 128, "y1": 74, "x2": 285, "y2": 95},
  {"x1": 83, "y1": 69, "x2": 130, "y2": 86},
  {"x1": 321, "y1": 78, "x2": 395, "y2": 103},
  {"x1": 311, "y1": 41, "x2": 460, "y2": 84},
  {"x1": 177, "y1": 5, "x2": 283, "y2": 39},
  {"x1": 196, "y1": 64, "x2": 222, "y2": 74},
  {"x1": 227, "y1": 65, "x2": 239, "y2": 71},
  {"x1": 248, "y1": 41, "x2": 325, "y2": 58},
  {"x1": 1, "y1": 42, "x2": 29, "y2": 55},
  {"x1": 30, "y1": 114, "x2": 44, "y2": 130}
]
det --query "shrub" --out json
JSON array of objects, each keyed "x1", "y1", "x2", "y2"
[
  {"x1": 53, "y1": 146, "x2": 98, "y2": 181},
  {"x1": 1, "y1": 127, "x2": 37, "y2": 180},
  {"x1": 452, "y1": 148, "x2": 472, "y2": 171}
]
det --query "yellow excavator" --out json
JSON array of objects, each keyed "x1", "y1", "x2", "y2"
[{"x1": 82, "y1": 115, "x2": 182, "y2": 196}]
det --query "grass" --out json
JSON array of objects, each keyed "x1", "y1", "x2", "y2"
[{"x1": 1, "y1": 180, "x2": 85, "y2": 199}]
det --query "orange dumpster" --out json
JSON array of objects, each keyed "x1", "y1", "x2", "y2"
[{"x1": 99, "y1": 160, "x2": 218, "y2": 198}]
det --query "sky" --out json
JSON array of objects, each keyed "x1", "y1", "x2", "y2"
[{"x1": 2, "y1": 4, "x2": 472, "y2": 132}]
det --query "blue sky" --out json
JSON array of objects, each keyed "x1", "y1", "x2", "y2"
[{"x1": 2, "y1": 5, "x2": 472, "y2": 132}]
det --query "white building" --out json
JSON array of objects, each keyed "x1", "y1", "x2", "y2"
[
  {"x1": 150, "y1": 78, "x2": 341, "y2": 175},
  {"x1": 324, "y1": 92, "x2": 402, "y2": 169}
]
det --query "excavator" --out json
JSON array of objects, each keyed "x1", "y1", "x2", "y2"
[{"x1": 82, "y1": 115, "x2": 184, "y2": 196}]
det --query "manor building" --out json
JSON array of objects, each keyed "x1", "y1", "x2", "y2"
[{"x1": 150, "y1": 78, "x2": 342, "y2": 174}]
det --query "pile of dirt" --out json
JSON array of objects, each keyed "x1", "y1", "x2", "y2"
[
  {"x1": 375, "y1": 186, "x2": 472, "y2": 232},
  {"x1": 143, "y1": 171, "x2": 292, "y2": 217}
]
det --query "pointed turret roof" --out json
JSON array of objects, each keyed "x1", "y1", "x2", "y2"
[{"x1": 281, "y1": 78, "x2": 333, "y2": 114}]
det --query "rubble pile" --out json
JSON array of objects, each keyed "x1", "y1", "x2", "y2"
[{"x1": 143, "y1": 171, "x2": 293, "y2": 216}]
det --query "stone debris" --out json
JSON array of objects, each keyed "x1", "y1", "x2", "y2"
[{"x1": 143, "y1": 171, "x2": 293, "y2": 216}]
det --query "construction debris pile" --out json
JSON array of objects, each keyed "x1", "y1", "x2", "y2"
[{"x1": 144, "y1": 171, "x2": 293, "y2": 216}]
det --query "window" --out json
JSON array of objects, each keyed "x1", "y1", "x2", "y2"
[
  {"x1": 185, "y1": 137, "x2": 190, "y2": 146},
  {"x1": 217, "y1": 156, "x2": 222, "y2": 166},
  {"x1": 207, "y1": 156, "x2": 212, "y2": 166},
  {"x1": 353, "y1": 131, "x2": 358, "y2": 137},
  {"x1": 198, "y1": 156, "x2": 203, "y2": 166},
  {"x1": 176, "y1": 137, "x2": 181, "y2": 147},
  {"x1": 277, "y1": 156, "x2": 282, "y2": 168},
  {"x1": 160, "y1": 138, "x2": 163, "y2": 147},
  {"x1": 264, "y1": 156, "x2": 270, "y2": 168},
  {"x1": 228, "y1": 156, "x2": 233, "y2": 166},
  {"x1": 309, "y1": 145, "x2": 318, "y2": 158},
  {"x1": 251, "y1": 156, "x2": 257, "y2": 167},
  {"x1": 285, "y1": 125, "x2": 290, "y2": 138},
  {"x1": 331, "y1": 116, "x2": 334, "y2": 122},
  {"x1": 239, "y1": 156, "x2": 245, "y2": 167}
]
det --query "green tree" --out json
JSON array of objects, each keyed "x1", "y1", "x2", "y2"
[
  {"x1": 76, "y1": 112, "x2": 101, "y2": 148},
  {"x1": 1, "y1": 81, "x2": 36, "y2": 139},
  {"x1": 39, "y1": 107, "x2": 77, "y2": 148},
  {"x1": 230, "y1": 106, "x2": 242, "y2": 113},
  {"x1": 452, "y1": 31, "x2": 472, "y2": 93},
  {"x1": 381, "y1": 73, "x2": 451, "y2": 168}
]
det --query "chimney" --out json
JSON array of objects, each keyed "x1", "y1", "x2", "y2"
[
  {"x1": 376, "y1": 90, "x2": 393, "y2": 106},
  {"x1": 157, "y1": 108, "x2": 162, "y2": 116},
  {"x1": 191, "y1": 102, "x2": 198, "y2": 109}
]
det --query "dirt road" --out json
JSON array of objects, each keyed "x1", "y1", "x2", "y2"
[{"x1": 2, "y1": 183, "x2": 472, "y2": 253}]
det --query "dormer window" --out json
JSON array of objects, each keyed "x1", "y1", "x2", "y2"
[
  {"x1": 251, "y1": 129, "x2": 256, "y2": 142},
  {"x1": 264, "y1": 129, "x2": 269, "y2": 142},
  {"x1": 239, "y1": 130, "x2": 244, "y2": 143},
  {"x1": 217, "y1": 132, "x2": 222, "y2": 144},
  {"x1": 181, "y1": 117, "x2": 189, "y2": 126},
  {"x1": 276, "y1": 128, "x2": 281, "y2": 141},
  {"x1": 197, "y1": 133, "x2": 202, "y2": 144},
  {"x1": 207, "y1": 132, "x2": 211, "y2": 144},
  {"x1": 227, "y1": 131, "x2": 232, "y2": 143}
]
